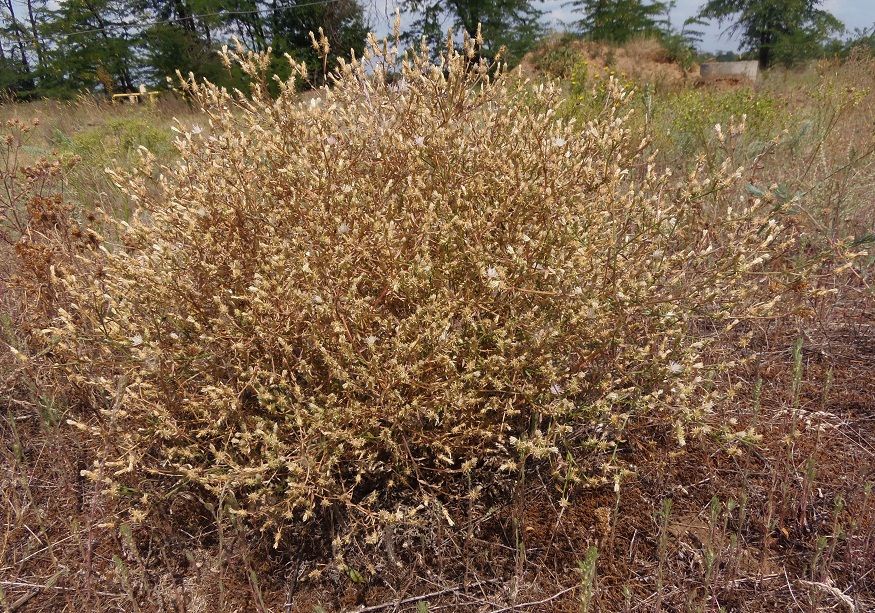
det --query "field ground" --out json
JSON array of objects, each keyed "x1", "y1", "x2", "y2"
[{"x1": 1, "y1": 42, "x2": 874, "y2": 612}]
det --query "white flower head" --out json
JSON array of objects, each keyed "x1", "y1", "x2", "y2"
[
  {"x1": 552, "y1": 137, "x2": 567, "y2": 148},
  {"x1": 191, "y1": 124, "x2": 203, "y2": 135},
  {"x1": 668, "y1": 361, "x2": 685, "y2": 375},
  {"x1": 484, "y1": 266, "x2": 502, "y2": 289}
]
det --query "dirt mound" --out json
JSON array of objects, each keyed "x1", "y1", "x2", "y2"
[{"x1": 518, "y1": 36, "x2": 693, "y2": 86}]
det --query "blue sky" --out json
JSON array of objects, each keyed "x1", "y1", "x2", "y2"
[{"x1": 375, "y1": 1, "x2": 875, "y2": 53}]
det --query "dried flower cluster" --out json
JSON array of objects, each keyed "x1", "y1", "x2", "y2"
[{"x1": 6, "y1": 36, "x2": 809, "y2": 551}]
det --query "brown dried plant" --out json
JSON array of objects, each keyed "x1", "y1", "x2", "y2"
[
  {"x1": 8, "y1": 34, "x2": 815, "y2": 569},
  {"x1": 1, "y1": 118, "x2": 101, "y2": 397}
]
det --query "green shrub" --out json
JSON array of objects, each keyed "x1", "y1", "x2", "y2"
[
  {"x1": 657, "y1": 87, "x2": 785, "y2": 160},
  {"x1": 55, "y1": 115, "x2": 176, "y2": 166},
  {"x1": 52, "y1": 114, "x2": 176, "y2": 211},
  {"x1": 27, "y1": 36, "x2": 809, "y2": 557},
  {"x1": 562, "y1": 59, "x2": 639, "y2": 122},
  {"x1": 528, "y1": 34, "x2": 586, "y2": 78}
]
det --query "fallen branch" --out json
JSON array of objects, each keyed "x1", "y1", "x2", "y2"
[
  {"x1": 0, "y1": 579, "x2": 123, "y2": 599},
  {"x1": 346, "y1": 579, "x2": 500, "y2": 613},
  {"x1": 9, "y1": 589, "x2": 38, "y2": 613},
  {"x1": 723, "y1": 573, "x2": 782, "y2": 587},
  {"x1": 485, "y1": 586, "x2": 577, "y2": 613}
]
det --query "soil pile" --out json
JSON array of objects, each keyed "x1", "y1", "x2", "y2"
[{"x1": 519, "y1": 36, "x2": 693, "y2": 85}]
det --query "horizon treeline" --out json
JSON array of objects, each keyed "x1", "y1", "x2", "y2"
[
  {"x1": 0, "y1": 0, "x2": 372, "y2": 99},
  {"x1": 1, "y1": 0, "x2": 873, "y2": 100}
]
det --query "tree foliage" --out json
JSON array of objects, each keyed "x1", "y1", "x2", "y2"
[
  {"x1": 269, "y1": 0, "x2": 367, "y2": 83},
  {"x1": 401, "y1": 0, "x2": 544, "y2": 64},
  {"x1": 0, "y1": 0, "x2": 369, "y2": 97},
  {"x1": 43, "y1": 0, "x2": 142, "y2": 94},
  {"x1": 698, "y1": 0, "x2": 844, "y2": 67},
  {"x1": 571, "y1": 0, "x2": 670, "y2": 44}
]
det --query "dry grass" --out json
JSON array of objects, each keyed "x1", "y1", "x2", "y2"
[{"x1": 0, "y1": 36, "x2": 873, "y2": 612}]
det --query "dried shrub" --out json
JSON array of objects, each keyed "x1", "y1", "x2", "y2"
[
  {"x1": 21, "y1": 35, "x2": 811, "y2": 558},
  {"x1": 1, "y1": 119, "x2": 103, "y2": 399}
]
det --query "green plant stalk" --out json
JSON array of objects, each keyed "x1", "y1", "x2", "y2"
[
  {"x1": 655, "y1": 497, "x2": 672, "y2": 613},
  {"x1": 578, "y1": 545, "x2": 599, "y2": 613}
]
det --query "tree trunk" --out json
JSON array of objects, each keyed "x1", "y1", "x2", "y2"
[
  {"x1": 758, "y1": 30, "x2": 772, "y2": 70},
  {"x1": 173, "y1": 0, "x2": 196, "y2": 33},
  {"x1": 25, "y1": 0, "x2": 45, "y2": 70},
  {"x1": 3, "y1": 0, "x2": 33, "y2": 76}
]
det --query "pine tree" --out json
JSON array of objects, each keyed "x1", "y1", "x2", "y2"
[
  {"x1": 571, "y1": 0, "x2": 669, "y2": 44},
  {"x1": 402, "y1": 0, "x2": 545, "y2": 65}
]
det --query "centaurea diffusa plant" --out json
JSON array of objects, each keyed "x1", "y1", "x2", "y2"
[{"x1": 33, "y1": 33, "x2": 808, "y2": 561}]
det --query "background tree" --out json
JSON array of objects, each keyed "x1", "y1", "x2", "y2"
[
  {"x1": 571, "y1": 0, "x2": 669, "y2": 44},
  {"x1": 698, "y1": 0, "x2": 844, "y2": 68},
  {"x1": 661, "y1": 10, "x2": 709, "y2": 69},
  {"x1": 41, "y1": 0, "x2": 143, "y2": 94},
  {"x1": 139, "y1": 0, "x2": 233, "y2": 86},
  {"x1": 401, "y1": 0, "x2": 544, "y2": 65},
  {"x1": 825, "y1": 25, "x2": 875, "y2": 58},
  {"x1": 0, "y1": 0, "x2": 37, "y2": 97},
  {"x1": 269, "y1": 0, "x2": 367, "y2": 85},
  {"x1": 0, "y1": 0, "x2": 371, "y2": 97},
  {"x1": 141, "y1": 23, "x2": 226, "y2": 86}
]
